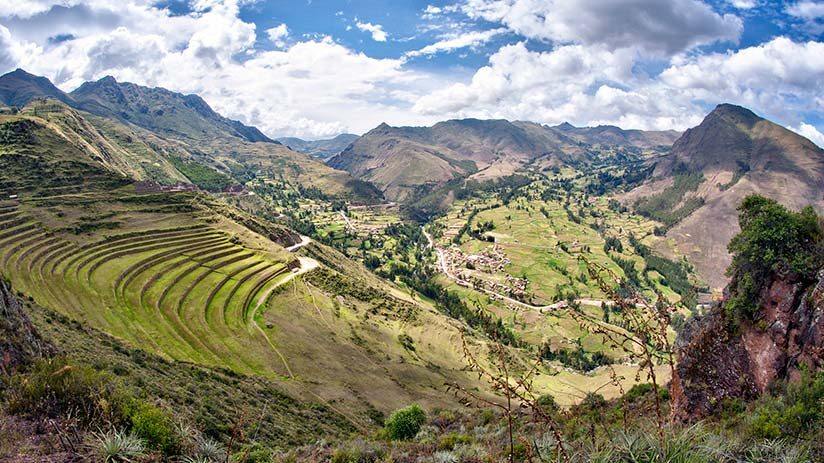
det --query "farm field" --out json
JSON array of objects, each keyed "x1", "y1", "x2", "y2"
[
  {"x1": 0, "y1": 192, "x2": 298, "y2": 375},
  {"x1": 0, "y1": 187, "x2": 509, "y2": 421},
  {"x1": 432, "y1": 179, "x2": 693, "y2": 306}
]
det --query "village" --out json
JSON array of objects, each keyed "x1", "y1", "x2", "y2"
[{"x1": 440, "y1": 243, "x2": 532, "y2": 303}]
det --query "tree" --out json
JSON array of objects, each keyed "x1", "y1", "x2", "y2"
[{"x1": 726, "y1": 195, "x2": 823, "y2": 322}]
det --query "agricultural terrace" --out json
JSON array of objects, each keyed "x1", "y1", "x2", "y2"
[{"x1": 0, "y1": 193, "x2": 303, "y2": 377}]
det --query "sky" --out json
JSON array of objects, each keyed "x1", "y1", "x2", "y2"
[{"x1": 0, "y1": 1, "x2": 822, "y2": 144}]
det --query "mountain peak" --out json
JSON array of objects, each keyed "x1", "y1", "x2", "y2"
[
  {"x1": 95, "y1": 75, "x2": 118, "y2": 86},
  {"x1": 0, "y1": 68, "x2": 72, "y2": 107},
  {"x1": 7, "y1": 68, "x2": 37, "y2": 79},
  {"x1": 707, "y1": 103, "x2": 762, "y2": 127},
  {"x1": 555, "y1": 122, "x2": 576, "y2": 131}
]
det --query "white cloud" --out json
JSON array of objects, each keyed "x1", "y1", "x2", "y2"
[
  {"x1": 355, "y1": 22, "x2": 388, "y2": 42},
  {"x1": 460, "y1": 0, "x2": 743, "y2": 55},
  {"x1": 0, "y1": 1, "x2": 438, "y2": 138},
  {"x1": 660, "y1": 37, "x2": 824, "y2": 122},
  {"x1": 1, "y1": 0, "x2": 822, "y2": 142},
  {"x1": 728, "y1": 0, "x2": 758, "y2": 8},
  {"x1": 787, "y1": 1, "x2": 824, "y2": 19},
  {"x1": 413, "y1": 37, "x2": 824, "y2": 134},
  {"x1": 266, "y1": 23, "x2": 289, "y2": 48},
  {"x1": 405, "y1": 28, "x2": 507, "y2": 58},
  {"x1": 793, "y1": 123, "x2": 824, "y2": 148}
]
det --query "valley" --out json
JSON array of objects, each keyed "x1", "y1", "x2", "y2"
[{"x1": 1, "y1": 67, "x2": 822, "y2": 462}]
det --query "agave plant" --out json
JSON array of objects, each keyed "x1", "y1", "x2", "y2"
[
  {"x1": 89, "y1": 429, "x2": 146, "y2": 463},
  {"x1": 194, "y1": 436, "x2": 227, "y2": 462},
  {"x1": 179, "y1": 457, "x2": 214, "y2": 463}
]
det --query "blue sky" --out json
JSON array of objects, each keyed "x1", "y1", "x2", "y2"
[{"x1": 0, "y1": 0, "x2": 822, "y2": 143}]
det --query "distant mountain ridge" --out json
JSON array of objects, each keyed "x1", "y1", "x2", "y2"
[
  {"x1": 553, "y1": 122, "x2": 681, "y2": 148},
  {"x1": 624, "y1": 103, "x2": 824, "y2": 290},
  {"x1": 0, "y1": 69, "x2": 381, "y2": 202},
  {"x1": 0, "y1": 69, "x2": 74, "y2": 107},
  {"x1": 329, "y1": 118, "x2": 679, "y2": 202},
  {"x1": 277, "y1": 133, "x2": 359, "y2": 160},
  {"x1": 0, "y1": 69, "x2": 272, "y2": 143}
]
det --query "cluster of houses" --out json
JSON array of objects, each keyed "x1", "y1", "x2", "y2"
[{"x1": 442, "y1": 244, "x2": 531, "y2": 301}]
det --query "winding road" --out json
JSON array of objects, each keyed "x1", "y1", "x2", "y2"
[{"x1": 422, "y1": 226, "x2": 643, "y2": 312}]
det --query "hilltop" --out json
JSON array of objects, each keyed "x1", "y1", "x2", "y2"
[
  {"x1": 0, "y1": 70, "x2": 380, "y2": 201},
  {"x1": 623, "y1": 104, "x2": 824, "y2": 290},
  {"x1": 71, "y1": 76, "x2": 273, "y2": 143}
]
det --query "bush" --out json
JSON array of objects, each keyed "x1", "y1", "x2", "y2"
[
  {"x1": 537, "y1": 394, "x2": 559, "y2": 414},
  {"x1": 331, "y1": 439, "x2": 385, "y2": 463},
  {"x1": 384, "y1": 404, "x2": 426, "y2": 441},
  {"x1": 438, "y1": 432, "x2": 472, "y2": 451},
  {"x1": 746, "y1": 371, "x2": 824, "y2": 440},
  {"x1": 726, "y1": 195, "x2": 823, "y2": 322},
  {"x1": 7, "y1": 358, "x2": 129, "y2": 427},
  {"x1": 128, "y1": 402, "x2": 179, "y2": 455}
]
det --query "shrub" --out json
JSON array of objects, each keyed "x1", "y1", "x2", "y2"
[
  {"x1": 128, "y1": 402, "x2": 179, "y2": 456},
  {"x1": 438, "y1": 432, "x2": 472, "y2": 451},
  {"x1": 384, "y1": 404, "x2": 426, "y2": 441},
  {"x1": 536, "y1": 394, "x2": 558, "y2": 414},
  {"x1": 7, "y1": 358, "x2": 129, "y2": 428},
  {"x1": 746, "y1": 371, "x2": 824, "y2": 440},
  {"x1": 330, "y1": 439, "x2": 384, "y2": 463}
]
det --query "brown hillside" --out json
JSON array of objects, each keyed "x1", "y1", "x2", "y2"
[{"x1": 626, "y1": 104, "x2": 824, "y2": 290}]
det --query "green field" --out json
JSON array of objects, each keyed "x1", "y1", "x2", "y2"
[{"x1": 0, "y1": 196, "x2": 298, "y2": 376}]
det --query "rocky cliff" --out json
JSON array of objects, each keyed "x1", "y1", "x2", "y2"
[
  {"x1": 672, "y1": 269, "x2": 824, "y2": 420},
  {"x1": 0, "y1": 280, "x2": 52, "y2": 376}
]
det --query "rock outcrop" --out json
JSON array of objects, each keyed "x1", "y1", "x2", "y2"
[
  {"x1": 0, "y1": 280, "x2": 52, "y2": 375},
  {"x1": 672, "y1": 270, "x2": 824, "y2": 420}
]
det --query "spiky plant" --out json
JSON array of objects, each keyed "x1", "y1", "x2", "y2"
[
  {"x1": 194, "y1": 437, "x2": 227, "y2": 462},
  {"x1": 179, "y1": 457, "x2": 213, "y2": 463},
  {"x1": 89, "y1": 429, "x2": 146, "y2": 463}
]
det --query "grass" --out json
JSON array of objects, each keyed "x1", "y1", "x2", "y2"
[{"x1": 0, "y1": 199, "x2": 301, "y2": 374}]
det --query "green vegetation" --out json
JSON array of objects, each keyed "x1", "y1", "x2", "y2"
[
  {"x1": 90, "y1": 430, "x2": 147, "y2": 463},
  {"x1": 744, "y1": 370, "x2": 824, "y2": 440},
  {"x1": 169, "y1": 156, "x2": 233, "y2": 192},
  {"x1": 384, "y1": 404, "x2": 426, "y2": 440},
  {"x1": 540, "y1": 342, "x2": 613, "y2": 372},
  {"x1": 725, "y1": 195, "x2": 823, "y2": 322},
  {"x1": 635, "y1": 172, "x2": 705, "y2": 227}
]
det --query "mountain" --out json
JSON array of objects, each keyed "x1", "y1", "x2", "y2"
[
  {"x1": 623, "y1": 104, "x2": 824, "y2": 290},
  {"x1": 0, "y1": 68, "x2": 73, "y2": 107},
  {"x1": 328, "y1": 119, "x2": 590, "y2": 202},
  {"x1": 70, "y1": 76, "x2": 273, "y2": 143},
  {"x1": 329, "y1": 118, "x2": 683, "y2": 203},
  {"x1": 553, "y1": 122, "x2": 681, "y2": 148},
  {"x1": 277, "y1": 133, "x2": 359, "y2": 160},
  {"x1": 0, "y1": 84, "x2": 492, "y2": 428},
  {"x1": 0, "y1": 70, "x2": 380, "y2": 201}
]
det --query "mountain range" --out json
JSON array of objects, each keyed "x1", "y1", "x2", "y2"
[
  {"x1": 328, "y1": 118, "x2": 680, "y2": 202},
  {"x1": 0, "y1": 69, "x2": 379, "y2": 201},
  {"x1": 276, "y1": 134, "x2": 359, "y2": 160},
  {"x1": 2, "y1": 68, "x2": 822, "y2": 297}
]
